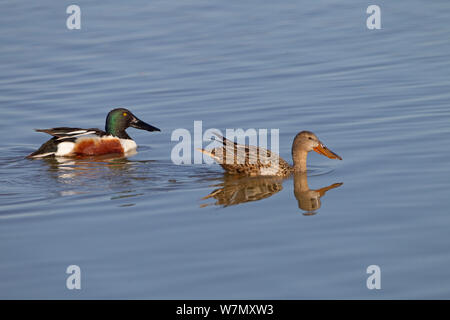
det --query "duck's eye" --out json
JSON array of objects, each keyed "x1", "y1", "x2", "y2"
[
  {"x1": 123, "y1": 112, "x2": 127, "y2": 117},
  {"x1": 308, "y1": 137, "x2": 312, "y2": 140}
]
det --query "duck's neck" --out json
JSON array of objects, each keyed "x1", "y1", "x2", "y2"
[
  {"x1": 292, "y1": 150, "x2": 308, "y2": 172},
  {"x1": 109, "y1": 129, "x2": 131, "y2": 140},
  {"x1": 105, "y1": 122, "x2": 131, "y2": 140}
]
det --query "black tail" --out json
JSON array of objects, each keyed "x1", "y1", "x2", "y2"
[{"x1": 26, "y1": 138, "x2": 58, "y2": 158}]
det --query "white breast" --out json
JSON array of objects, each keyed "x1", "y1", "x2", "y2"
[
  {"x1": 119, "y1": 139, "x2": 137, "y2": 153},
  {"x1": 259, "y1": 164, "x2": 281, "y2": 176},
  {"x1": 55, "y1": 141, "x2": 76, "y2": 156}
]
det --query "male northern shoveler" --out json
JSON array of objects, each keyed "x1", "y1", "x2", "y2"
[
  {"x1": 27, "y1": 108, "x2": 160, "y2": 158},
  {"x1": 198, "y1": 131, "x2": 342, "y2": 176}
]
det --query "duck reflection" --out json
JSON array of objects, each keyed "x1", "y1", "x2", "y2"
[
  {"x1": 201, "y1": 172, "x2": 342, "y2": 213},
  {"x1": 41, "y1": 153, "x2": 134, "y2": 181},
  {"x1": 293, "y1": 172, "x2": 342, "y2": 215},
  {"x1": 201, "y1": 174, "x2": 284, "y2": 207},
  {"x1": 38, "y1": 154, "x2": 162, "y2": 210}
]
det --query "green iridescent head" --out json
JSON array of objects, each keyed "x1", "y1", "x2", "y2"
[{"x1": 105, "y1": 108, "x2": 160, "y2": 139}]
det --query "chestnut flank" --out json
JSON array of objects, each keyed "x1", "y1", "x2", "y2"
[{"x1": 73, "y1": 138, "x2": 124, "y2": 156}]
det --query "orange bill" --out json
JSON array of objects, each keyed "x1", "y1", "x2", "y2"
[
  {"x1": 316, "y1": 182, "x2": 343, "y2": 197},
  {"x1": 313, "y1": 143, "x2": 342, "y2": 160}
]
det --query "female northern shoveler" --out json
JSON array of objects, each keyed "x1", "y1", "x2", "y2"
[
  {"x1": 198, "y1": 131, "x2": 342, "y2": 176},
  {"x1": 27, "y1": 108, "x2": 160, "y2": 158}
]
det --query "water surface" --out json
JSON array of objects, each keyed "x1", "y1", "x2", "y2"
[{"x1": 1, "y1": 0, "x2": 450, "y2": 298}]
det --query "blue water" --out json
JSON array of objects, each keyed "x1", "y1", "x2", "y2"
[{"x1": 1, "y1": 0, "x2": 450, "y2": 298}]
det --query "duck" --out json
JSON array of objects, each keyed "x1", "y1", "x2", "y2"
[
  {"x1": 27, "y1": 108, "x2": 160, "y2": 158},
  {"x1": 198, "y1": 131, "x2": 342, "y2": 176}
]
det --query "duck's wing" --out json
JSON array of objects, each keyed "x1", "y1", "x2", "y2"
[
  {"x1": 212, "y1": 132, "x2": 271, "y2": 162},
  {"x1": 200, "y1": 132, "x2": 291, "y2": 176},
  {"x1": 35, "y1": 127, "x2": 106, "y2": 141},
  {"x1": 27, "y1": 127, "x2": 108, "y2": 158}
]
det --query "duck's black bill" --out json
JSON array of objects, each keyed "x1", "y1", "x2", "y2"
[{"x1": 131, "y1": 118, "x2": 160, "y2": 132}]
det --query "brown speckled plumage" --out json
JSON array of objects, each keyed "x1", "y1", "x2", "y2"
[{"x1": 199, "y1": 131, "x2": 342, "y2": 177}]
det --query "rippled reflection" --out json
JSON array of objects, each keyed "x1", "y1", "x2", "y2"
[
  {"x1": 293, "y1": 172, "x2": 342, "y2": 215},
  {"x1": 201, "y1": 174, "x2": 284, "y2": 207},
  {"x1": 201, "y1": 172, "x2": 342, "y2": 213},
  {"x1": 35, "y1": 153, "x2": 159, "y2": 206},
  {"x1": 41, "y1": 153, "x2": 135, "y2": 181},
  {"x1": 25, "y1": 154, "x2": 215, "y2": 210}
]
